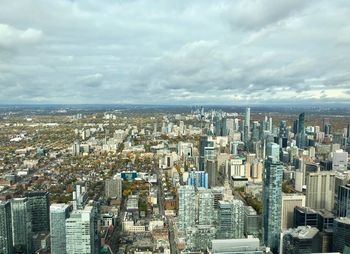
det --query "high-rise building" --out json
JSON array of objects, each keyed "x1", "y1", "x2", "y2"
[
  {"x1": 211, "y1": 238, "x2": 263, "y2": 254},
  {"x1": 244, "y1": 206, "x2": 261, "y2": 237},
  {"x1": 197, "y1": 188, "x2": 214, "y2": 225},
  {"x1": 217, "y1": 199, "x2": 244, "y2": 239},
  {"x1": 187, "y1": 171, "x2": 209, "y2": 189},
  {"x1": 243, "y1": 107, "x2": 251, "y2": 144},
  {"x1": 337, "y1": 184, "x2": 350, "y2": 218},
  {"x1": 206, "y1": 160, "x2": 217, "y2": 188},
  {"x1": 293, "y1": 206, "x2": 318, "y2": 228},
  {"x1": 332, "y1": 217, "x2": 350, "y2": 252},
  {"x1": 332, "y1": 149, "x2": 348, "y2": 171},
  {"x1": 11, "y1": 198, "x2": 32, "y2": 254},
  {"x1": 281, "y1": 194, "x2": 306, "y2": 231},
  {"x1": 296, "y1": 113, "x2": 305, "y2": 149},
  {"x1": 0, "y1": 201, "x2": 13, "y2": 254},
  {"x1": 50, "y1": 204, "x2": 70, "y2": 254},
  {"x1": 306, "y1": 171, "x2": 336, "y2": 211},
  {"x1": 282, "y1": 226, "x2": 320, "y2": 254},
  {"x1": 266, "y1": 142, "x2": 280, "y2": 162},
  {"x1": 263, "y1": 157, "x2": 283, "y2": 253},
  {"x1": 73, "y1": 182, "x2": 88, "y2": 210},
  {"x1": 66, "y1": 205, "x2": 96, "y2": 254},
  {"x1": 178, "y1": 185, "x2": 196, "y2": 232},
  {"x1": 104, "y1": 177, "x2": 122, "y2": 199},
  {"x1": 25, "y1": 191, "x2": 50, "y2": 233},
  {"x1": 199, "y1": 136, "x2": 209, "y2": 171}
]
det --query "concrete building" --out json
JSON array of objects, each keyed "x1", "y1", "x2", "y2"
[
  {"x1": 104, "y1": 177, "x2": 122, "y2": 199},
  {"x1": 66, "y1": 205, "x2": 96, "y2": 254},
  {"x1": 211, "y1": 238, "x2": 263, "y2": 254},
  {"x1": 281, "y1": 194, "x2": 306, "y2": 231},
  {"x1": 244, "y1": 206, "x2": 261, "y2": 237},
  {"x1": 306, "y1": 171, "x2": 336, "y2": 211},
  {"x1": 178, "y1": 185, "x2": 196, "y2": 232},
  {"x1": 0, "y1": 201, "x2": 13, "y2": 254},
  {"x1": 332, "y1": 149, "x2": 348, "y2": 171},
  {"x1": 50, "y1": 204, "x2": 70, "y2": 254}
]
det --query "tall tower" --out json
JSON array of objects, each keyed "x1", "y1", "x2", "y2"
[
  {"x1": 25, "y1": 191, "x2": 50, "y2": 233},
  {"x1": 263, "y1": 157, "x2": 283, "y2": 253},
  {"x1": 0, "y1": 201, "x2": 13, "y2": 254},
  {"x1": 197, "y1": 188, "x2": 214, "y2": 226},
  {"x1": 297, "y1": 113, "x2": 306, "y2": 149},
  {"x1": 336, "y1": 184, "x2": 350, "y2": 218},
  {"x1": 217, "y1": 199, "x2": 244, "y2": 239},
  {"x1": 50, "y1": 204, "x2": 70, "y2": 254},
  {"x1": 65, "y1": 205, "x2": 96, "y2": 254},
  {"x1": 178, "y1": 185, "x2": 196, "y2": 232},
  {"x1": 11, "y1": 198, "x2": 32, "y2": 254},
  {"x1": 244, "y1": 107, "x2": 251, "y2": 144}
]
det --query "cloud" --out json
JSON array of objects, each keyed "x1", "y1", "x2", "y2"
[{"x1": 0, "y1": 0, "x2": 349, "y2": 104}]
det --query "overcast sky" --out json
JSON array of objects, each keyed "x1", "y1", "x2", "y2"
[{"x1": 0, "y1": 0, "x2": 350, "y2": 105}]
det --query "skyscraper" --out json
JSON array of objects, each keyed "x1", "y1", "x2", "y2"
[
  {"x1": 104, "y1": 177, "x2": 122, "y2": 199},
  {"x1": 0, "y1": 201, "x2": 13, "y2": 254},
  {"x1": 337, "y1": 184, "x2": 350, "y2": 218},
  {"x1": 266, "y1": 142, "x2": 280, "y2": 162},
  {"x1": 178, "y1": 185, "x2": 196, "y2": 232},
  {"x1": 333, "y1": 217, "x2": 350, "y2": 252},
  {"x1": 50, "y1": 204, "x2": 70, "y2": 254},
  {"x1": 263, "y1": 157, "x2": 283, "y2": 253},
  {"x1": 306, "y1": 171, "x2": 335, "y2": 211},
  {"x1": 11, "y1": 198, "x2": 32, "y2": 254},
  {"x1": 243, "y1": 107, "x2": 251, "y2": 144},
  {"x1": 217, "y1": 199, "x2": 244, "y2": 239},
  {"x1": 66, "y1": 205, "x2": 96, "y2": 254},
  {"x1": 282, "y1": 226, "x2": 320, "y2": 254},
  {"x1": 296, "y1": 113, "x2": 306, "y2": 149},
  {"x1": 197, "y1": 188, "x2": 214, "y2": 225},
  {"x1": 25, "y1": 191, "x2": 50, "y2": 233},
  {"x1": 199, "y1": 135, "x2": 209, "y2": 171},
  {"x1": 281, "y1": 194, "x2": 306, "y2": 231}
]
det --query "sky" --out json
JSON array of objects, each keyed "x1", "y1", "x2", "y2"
[{"x1": 0, "y1": 0, "x2": 350, "y2": 105}]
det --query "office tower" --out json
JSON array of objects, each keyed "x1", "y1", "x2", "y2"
[
  {"x1": 0, "y1": 201, "x2": 13, "y2": 254},
  {"x1": 266, "y1": 142, "x2": 280, "y2": 162},
  {"x1": 263, "y1": 157, "x2": 283, "y2": 253},
  {"x1": 223, "y1": 118, "x2": 234, "y2": 136},
  {"x1": 11, "y1": 198, "x2": 32, "y2": 254},
  {"x1": 104, "y1": 177, "x2": 122, "y2": 199},
  {"x1": 293, "y1": 206, "x2": 318, "y2": 228},
  {"x1": 347, "y1": 123, "x2": 350, "y2": 138},
  {"x1": 66, "y1": 205, "x2": 96, "y2": 254},
  {"x1": 281, "y1": 194, "x2": 306, "y2": 231},
  {"x1": 293, "y1": 119, "x2": 299, "y2": 135},
  {"x1": 211, "y1": 187, "x2": 224, "y2": 209},
  {"x1": 279, "y1": 120, "x2": 288, "y2": 138},
  {"x1": 268, "y1": 117, "x2": 273, "y2": 132},
  {"x1": 73, "y1": 182, "x2": 88, "y2": 210},
  {"x1": 199, "y1": 135, "x2": 208, "y2": 171},
  {"x1": 198, "y1": 188, "x2": 214, "y2": 225},
  {"x1": 217, "y1": 199, "x2": 244, "y2": 239},
  {"x1": 211, "y1": 238, "x2": 263, "y2": 254},
  {"x1": 324, "y1": 123, "x2": 332, "y2": 135},
  {"x1": 25, "y1": 191, "x2": 50, "y2": 233},
  {"x1": 251, "y1": 121, "x2": 259, "y2": 142},
  {"x1": 332, "y1": 217, "x2": 350, "y2": 252},
  {"x1": 244, "y1": 206, "x2": 261, "y2": 237},
  {"x1": 317, "y1": 209, "x2": 334, "y2": 232},
  {"x1": 178, "y1": 186, "x2": 196, "y2": 232},
  {"x1": 282, "y1": 226, "x2": 320, "y2": 254},
  {"x1": 337, "y1": 184, "x2": 350, "y2": 217},
  {"x1": 243, "y1": 107, "x2": 251, "y2": 144},
  {"x1": 214, "y1": 114, "x2": 223, "y2": 136},
  {"x1": 206, "y1": 160, "x2": 217, "y2": 188},
  {"x1": 332, "y1": 149, "x2": 348, "y2": 171},
  {"x1": 72, "y1": 140, "x2": 80, "y2": 156},
  {"x1": 306, "y1": 171, "x2": 336, "y2": 211},
  {"x1": 296, "y1": 113, "x2": 305, "y2": 149},
  {"x1": 229, "y1": 142, "x2": 239, "y2": 155},
  {"x1": 50, "y1": 204, "x2": 70, "y2": 254},
  {"x1": 187, "y1": 171, "x2": 209, "y2": 189}
]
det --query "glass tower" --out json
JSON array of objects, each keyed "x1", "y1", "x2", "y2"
[
  {"x1": 263, "y1": 157, "x2": 283, "y2": 253},
  {"x1": 0, "y1": 201, "x2": 13, "y2": 254},
  {"x1": 50, "y1": 204, "x2": 70, "y2": 254}
]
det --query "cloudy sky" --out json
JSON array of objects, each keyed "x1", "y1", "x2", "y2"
[{"x1": 0, "y1": 0, "x2": 350, "y2": 104}]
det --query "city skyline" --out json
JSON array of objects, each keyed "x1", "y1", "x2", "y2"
[{"x1": 0, "y1": 0, "x2": 350, "y2": 104}]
